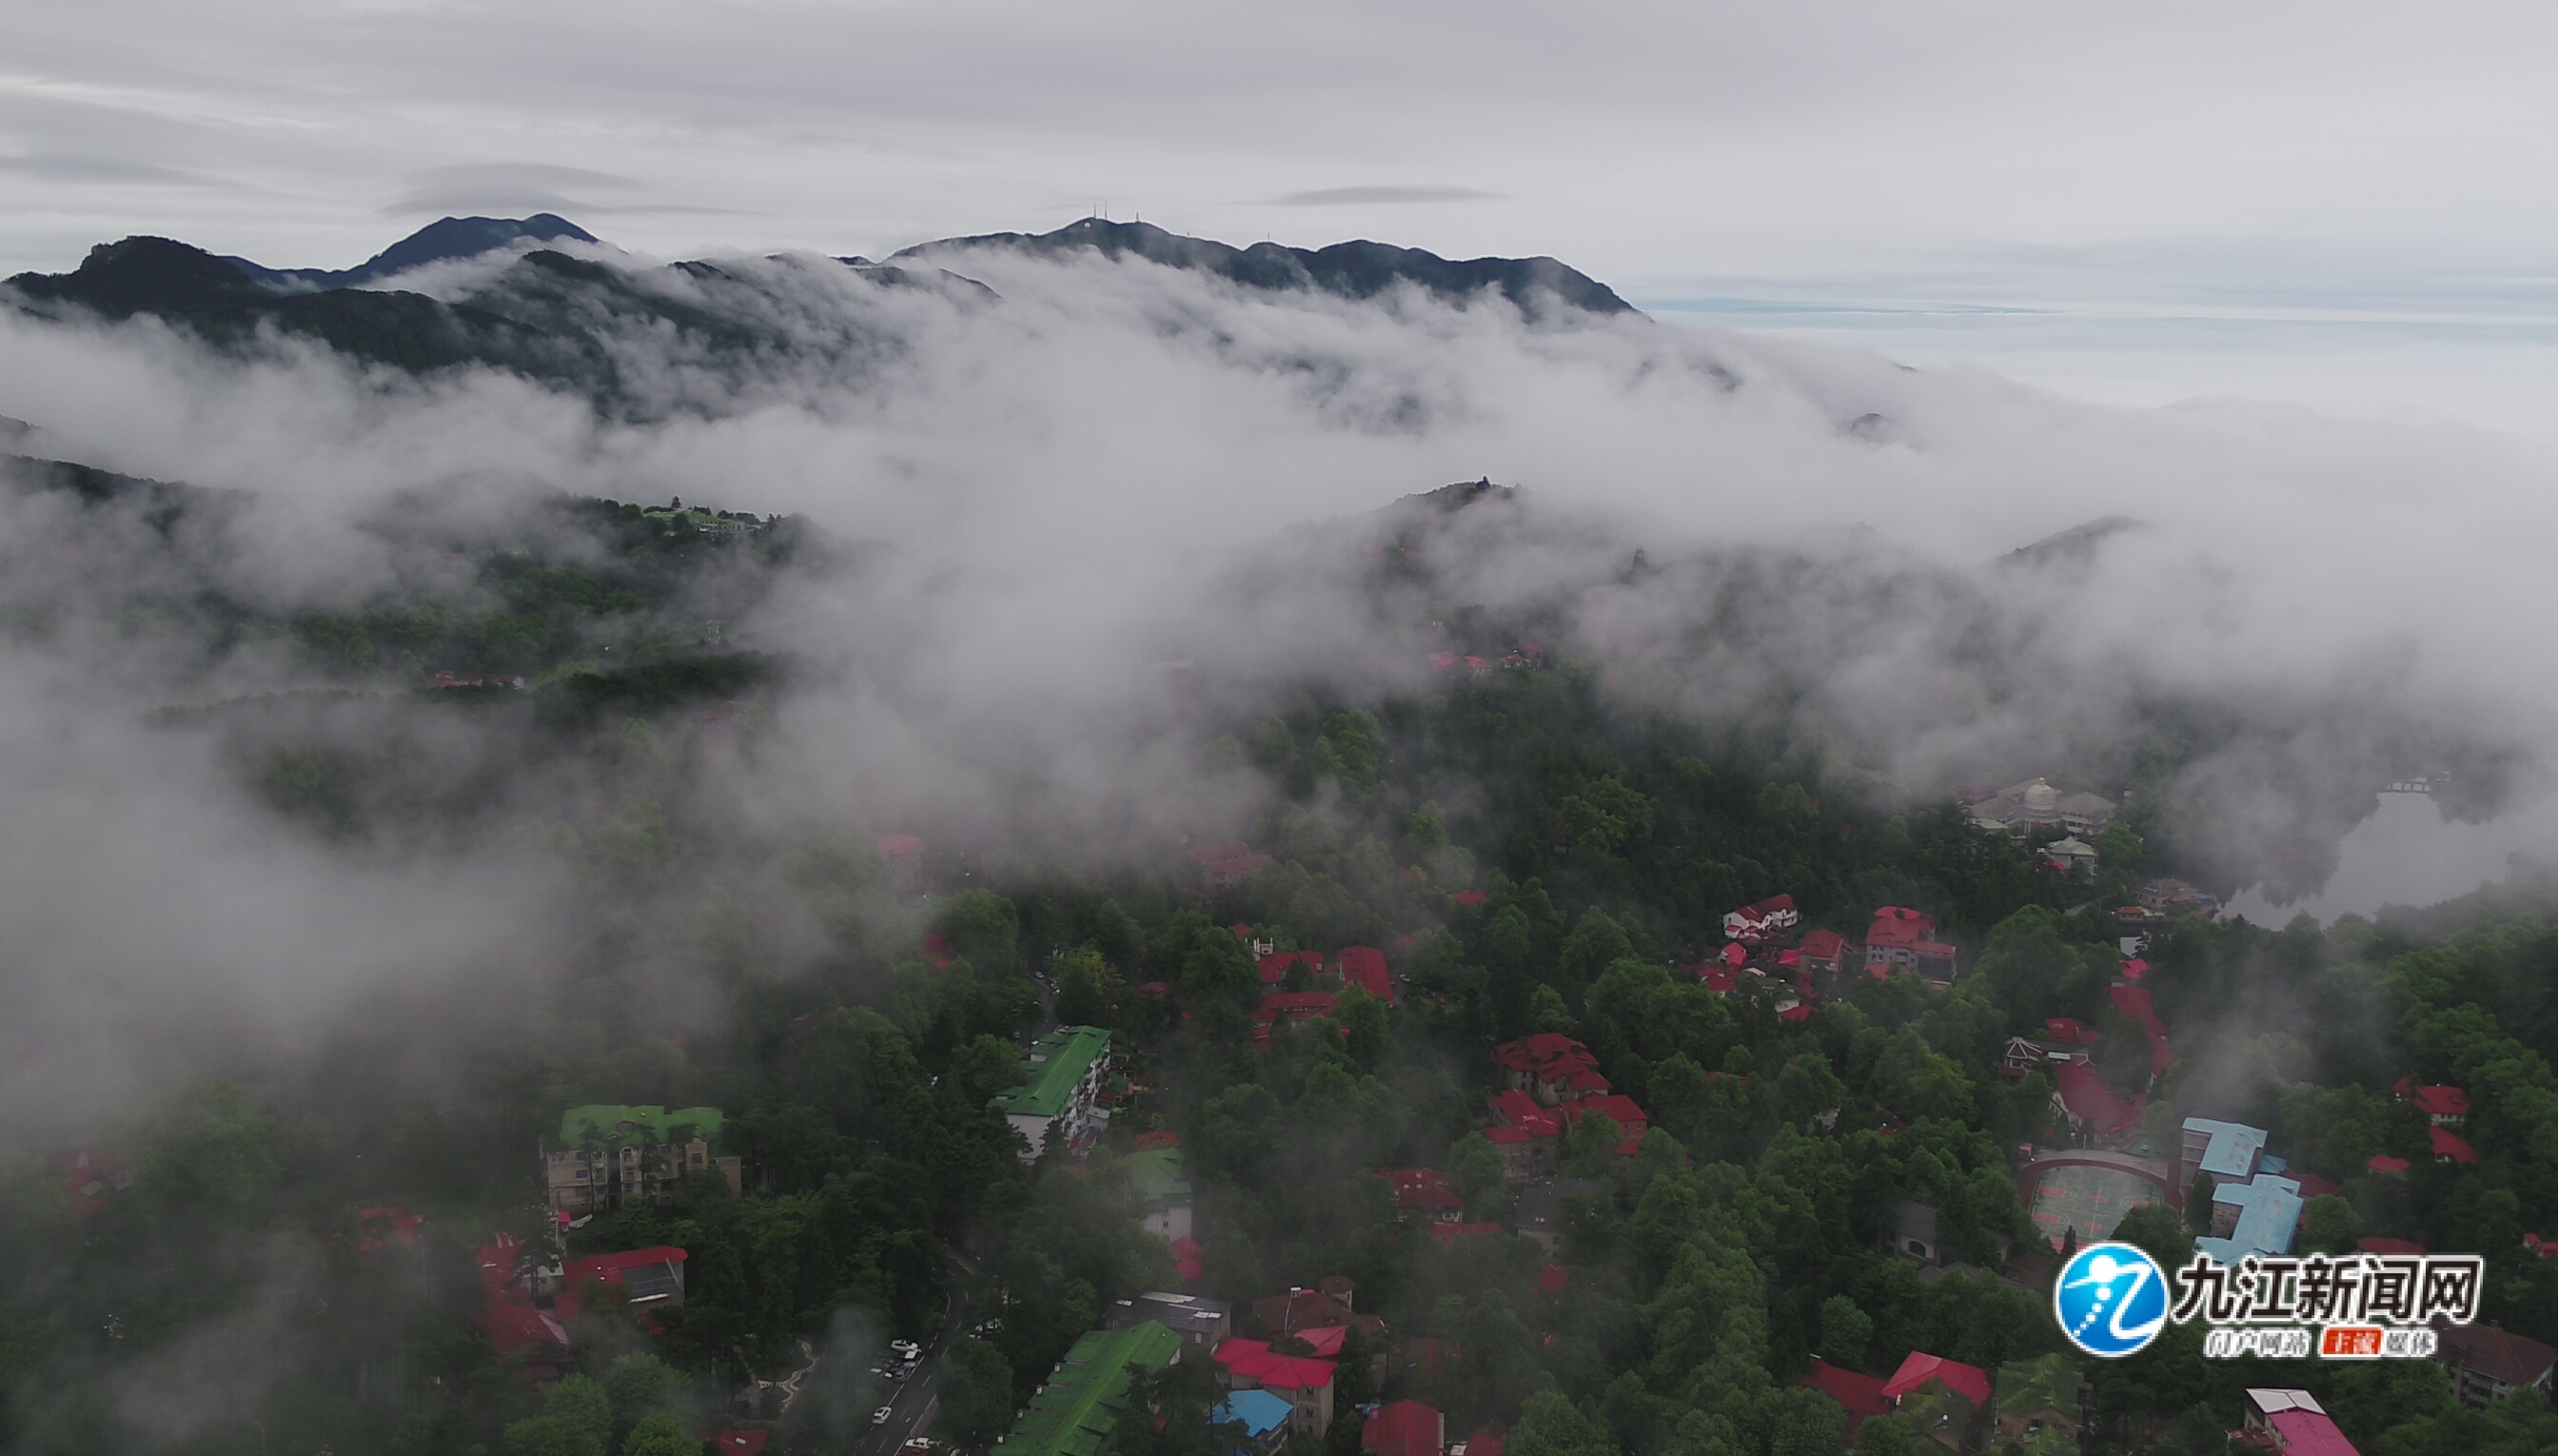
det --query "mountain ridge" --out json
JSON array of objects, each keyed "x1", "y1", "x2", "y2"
[
  {"x1": 2, "y1": 214, "x2": 1641, "y2": 412},
  {"x1": 895, "y1": 216, "x2": 1633, "y2": 319}
]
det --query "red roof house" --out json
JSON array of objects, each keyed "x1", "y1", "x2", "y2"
[
  {"x1": 705, "y1": 1431, "x2": 771, "y2": 1456},
  {"x1": 1460, "y1": 1426, "x2": 1505, "y2": 1456},
  {"x1": 1800, "y1": 1359, "x2": 1891, "y2": 1443},
  {"x1": 1864, "y1": 908, "x2": 1957, "y2": 982},
  {"x1": 1491, "y1": 1089, "x2": 1564, "y2": 1139},
  {"x1": 471, "y1": 1232, "x2": 574, "y2": 1375},
  {"x1": 1378, "y1": 1168, "x2": 1466, "y2": 1219},
  {"x1": 1574, "y1": 1094, "x2": 1650, "y2": 1137},
  {"x1": 2396, "y1": 1080, "x2": 2470, "y2": 1124},
  {"x1": 2430, "y1": 1126, "x2": 2481, "y2": 1165},
  {"x1": 2367, "y1": 1155, "x2": 2411, "y2": 1175},
  {"x1": 1536, "y1": 1264, "x2": 1569, "y2": 1294},
  {"x1": 1215, "y1": 1338, "x2": 1339, "y2": 1391},
  {"x1": 1880, "y1": 1350, "x2": 1992, "y2": 1408},
  {"x1": 559, "y1": 1246, "x2": 689, "y2": 1324},
  {"x1": 1798, "y1": 928, "x2": 1848, "y2": 971},
  {"x1": 1451, "y1": 889, "x2": 1487, "y2": 907},
  {"x1": 1491, "y1": 1034, "x2": 1608, "y2": 1103},
  {"x1": 1339, "y1": 946, "x2": 1394, "y2": 1002},
  {"x1": 1258, "y1": 950, "x2": 1327, "y2": 986},
  {"x1": 1364, "y1": 1400, "x2": 1444, "y2": 1456},
  {"x1": 1291, "y1": 1325, "x2": 1349, "y2": 1358},
  {"x1": 1253, "y1": 991, "x2": 1338, "y2": 1050},
  {"x1": 1722, "y1": 895, "x2": 1800, "y2": 943},
  {"x1": 2244, "y1": 1389, "x2": 2362, "y2": 1456},
  {"x1": 877, "y1": 833, "x2": 923, "y2": 859}
]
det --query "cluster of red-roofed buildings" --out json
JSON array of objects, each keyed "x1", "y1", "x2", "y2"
[
  {"x1": 1478, "y1": 1034, "x2": 1650, "y2": 1181},
  {"x1": 1237, "y1": 935, "x2": 1397, "y2": 1049},
  {"x1": 471, "y1": 1228, "x2": 692, "y2": 1381},
  {"x1": 1691, "y1": 900, "x2": 1965, "y2": 1023}
]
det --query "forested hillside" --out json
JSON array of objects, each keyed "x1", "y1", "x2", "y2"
[{"x1": 1, "y1": 457, "x2": 2552, "y2": 1456}]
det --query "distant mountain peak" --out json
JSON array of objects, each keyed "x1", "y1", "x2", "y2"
[{"x1": 222, "y1": 213, "x2": 600, "y2": 292}]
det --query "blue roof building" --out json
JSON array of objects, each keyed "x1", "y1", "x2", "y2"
[
  {"x1": 2196, "y1": 1173, "x2": 2303, "y2": 1263},
  {"x1": 1213, "y1": 1389, "x2": 1295, "y2": 1452},
  {"x1": 2181, "y1": 1117, "x2": 2267, "y2": 1185}
]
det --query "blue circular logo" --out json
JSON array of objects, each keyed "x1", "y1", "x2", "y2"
[{"x1": 2053, "y1": 1241, "x2": 2169, "y2": 1358}]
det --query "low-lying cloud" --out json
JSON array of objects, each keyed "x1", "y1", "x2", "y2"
[{"x1": 1, "y1": 226, "x2": 2552, "y2": 1126}]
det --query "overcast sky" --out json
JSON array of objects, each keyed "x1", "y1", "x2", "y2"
[{"x1": 8, "y1": 2, "x2": 2558, "y2": 425}]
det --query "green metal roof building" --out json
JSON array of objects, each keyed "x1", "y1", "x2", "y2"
[
  {"x1": 1126, "y1": 1147, "x2": 1194, "y2": 1239},
  {"x1": 1126, "y1": 1149, "x2": 1191, "y2": 1210},
  {"x1": 558, "y1": 1104, "x2": 726, "y2": 1148},
  {"x1": 990, "y1": 1026, "x2": 1112, "y2": 1159},
  {"x1": 994, "y1": 1320, "x2": 1184, "y2": 1456}
]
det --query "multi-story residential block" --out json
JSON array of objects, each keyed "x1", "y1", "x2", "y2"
[
  {"x1": 541, "y1": 1105, "x2": 741, "y2": 1216},
  {"x1": 990, "y1": 1025, "x2": 1112, "y2": 1161}
]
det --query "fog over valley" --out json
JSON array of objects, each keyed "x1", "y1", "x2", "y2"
[{"x1": 2, "y1": 210, "x2": 2555, "y2": 1456}]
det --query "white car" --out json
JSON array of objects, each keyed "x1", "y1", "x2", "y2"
[
  {"x1": 874, "y1": 1407, "x2": 894, "y2": 1426},
  {"x1": 889, "y1": 1339, "x2": 921, "y2": 1359}
]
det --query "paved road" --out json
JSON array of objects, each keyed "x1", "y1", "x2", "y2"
[{"x1": 848, "y1": 1247, "x2": 975, "y2": 1456}]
